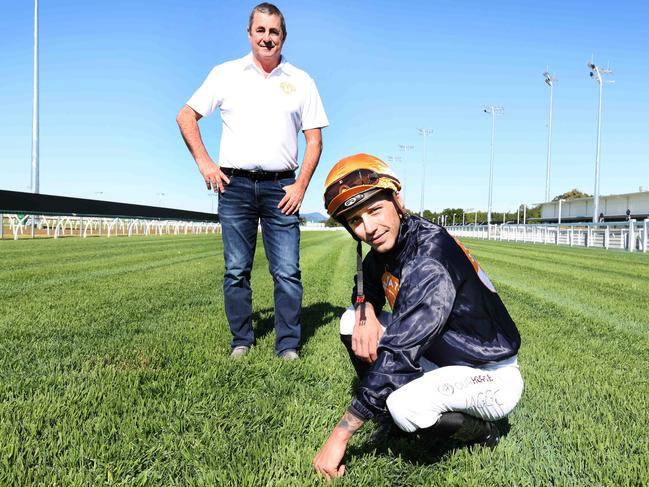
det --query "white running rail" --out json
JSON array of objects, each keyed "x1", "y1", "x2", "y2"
[{"x1": 448, "y1": 219, "x2": 649, "y2": 253}]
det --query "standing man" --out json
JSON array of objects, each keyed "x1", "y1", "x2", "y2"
[
  {"x1": 176, "y1": 3, "x2": 328, "y2": 360},
  {"x1": 313, "y1": 154, "x2": 523, "y2": 479}
]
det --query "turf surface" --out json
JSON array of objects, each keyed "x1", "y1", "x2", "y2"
[{"x1": 0, "y1": 233, "x2": 647, "y2": 485}]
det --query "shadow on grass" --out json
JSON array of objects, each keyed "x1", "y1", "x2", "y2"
[
  {"x1": 346, "y1": 417, "x2": 512, "y2": 466},
  {"x1": 252, "y1": 301, "x2": 345, "y2": 350}
]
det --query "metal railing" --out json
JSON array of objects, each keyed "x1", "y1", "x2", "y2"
[
  {"x1": 0, "y1": 189, "x2": 220, "y2": 240},
  {"x1": 1, "y1": 214, "x2": 220, "y2": 240},
  {"x1": 447, "y1": 219, "x2": 649, "y2": 253}
]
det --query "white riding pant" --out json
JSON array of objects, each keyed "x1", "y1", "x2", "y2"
[{"x1": 340, "y1": 307, "x2": 524, "y2": 433}]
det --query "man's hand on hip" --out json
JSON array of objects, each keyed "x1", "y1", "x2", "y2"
[
  {"x1": 198, "y1": 159, "x2": 230, "y2": 193},
  {"x1": 278, "y1": 182, "x2": 306, "y2": 215}
]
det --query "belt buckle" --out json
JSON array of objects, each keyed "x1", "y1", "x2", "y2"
[{"x1": 250, "y1": 167, "x2": 263, "y2": 181}]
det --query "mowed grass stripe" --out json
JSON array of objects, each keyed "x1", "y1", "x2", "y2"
[
  {"x1": 0, "y1": 238, "x2": 223, "y2": 378},
  {"x1": 461, "y1": 239, "x2": 649, "y2": 337},
  {"x1": 475, "y1": 256, "x2": 649, "y2": 336},
  {"x1": 0, "y1": 251, "x2": 220, "y2": 300},
  {"x1": 1, "y1": 233, "x2": 647, "y2": 485},
  {"x1": 461, "y1": 239, "x2": 648, "y2": 484},
  {"x1": 0, "y1": 237, "x2": 216, "y2": 292},
  {"x1": 476, "y1": 248, "x2": 649, "y2": 296},
  {"x1": 0, "y1": 235, "x2": 212, "y2": 268},
  {"x1": 498, "y1": 282, "x2": 648, "y2": 486},
  {"x1": 463, "y1": 238, "x2": 649, "y2": 280},
  {"x1": 0, "y1": 232, "x2": 354, "y2": 479}
]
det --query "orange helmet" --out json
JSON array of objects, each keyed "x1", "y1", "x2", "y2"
[{"x1": 323, "y1": 154, "x2": 401, "y2": 218}]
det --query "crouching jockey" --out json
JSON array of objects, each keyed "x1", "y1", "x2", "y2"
[{"x1": 313, "y1": 154, "x2": 523, "y2": 480}]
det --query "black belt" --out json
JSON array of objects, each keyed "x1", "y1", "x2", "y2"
[{"x1": 221, "y1": 167, "x2": 295, "y2": 181}]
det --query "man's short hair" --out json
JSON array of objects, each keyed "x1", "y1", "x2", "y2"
[{"x1": 248, "y1": 3, "x2": 287, "y2": 40}]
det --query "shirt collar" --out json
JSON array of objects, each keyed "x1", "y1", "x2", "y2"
[{"x1": 243, "y1": 52, "x2": 291, "y2": 77}]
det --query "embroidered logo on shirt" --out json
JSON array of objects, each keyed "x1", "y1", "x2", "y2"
[
  {"x1": 381, "y1": 271, "x2": 400, "y2": 309},
  {"x1": 279, "y1": 82, "x2": 296, "y2": 94},
  {"x1": 453, "y1": 238, "x2": 497, "y2": 292}
]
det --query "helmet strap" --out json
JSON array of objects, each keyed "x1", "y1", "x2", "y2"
[{"x1": 355, "y1": 240, "x2": 366, "y2": 324}]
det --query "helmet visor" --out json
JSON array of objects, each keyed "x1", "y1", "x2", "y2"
[{"x1": 325, "y1": 169, "x2": 397, "y2": 216}]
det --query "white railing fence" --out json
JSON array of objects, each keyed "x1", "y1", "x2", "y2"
[
  {"x1": 448, "y1": 219, "x2": 648, "y2": 253},
  {"x1": 0, "y1": 214, "x2": 344, "y2": 240},
  {"x1": 0, "y1": 214, "x2": 221, "y2": 240}
]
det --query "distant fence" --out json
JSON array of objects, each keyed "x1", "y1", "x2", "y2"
[
  {"x1": 448, "y1": 220, "x2": 649, "y2": 253},
  {"x1": 0, "y1": 190, "x2": 219, "y2": 240},
  {"x1": 2, "y1": 214, "x2": 221, "y2": 240}
]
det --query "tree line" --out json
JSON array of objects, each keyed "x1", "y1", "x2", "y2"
[{"x1": 324, "y1": 189, "x2": 590, "y2": 227}]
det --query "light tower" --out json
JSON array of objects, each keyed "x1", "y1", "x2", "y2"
[
  {"x1": 417, "y1": 129, "x2": 433, "y2": 216},
  {"x1": 483, "y1": 105, "x2": 504, "y2": 225},
  {"x1": 543, "y1": 70, "x2": 556, "y2": 202},
  {"x1": 587, "y1": 60, "x2": 614, "y2": 223},
  {"x1": 31, "y1": 0, "x2": 40, "y2": 193},
  {"x1": 398, "y1": 144, "x2": 414, "y2": 204}
]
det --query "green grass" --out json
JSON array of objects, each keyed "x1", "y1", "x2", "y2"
[{"x1": 0, "y1": 233, "x2": 647, "y2": 486}]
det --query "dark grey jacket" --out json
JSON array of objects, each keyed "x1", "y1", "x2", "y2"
[{"x1": 350, "y1": 215, "x2": 521, "y2": 421}]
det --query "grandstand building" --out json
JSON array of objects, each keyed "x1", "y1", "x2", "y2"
[{"x1": 539, "y1": 188, "x2": 649, "y2": 223}]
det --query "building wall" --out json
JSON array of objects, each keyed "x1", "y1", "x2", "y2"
[{"x1": 540, "y1": 191, "x2": 649, "y2": 220}]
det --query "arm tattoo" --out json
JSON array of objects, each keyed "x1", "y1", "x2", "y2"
[{"x1": 336, "y1": 408, "x2": 365, "y2": 434}]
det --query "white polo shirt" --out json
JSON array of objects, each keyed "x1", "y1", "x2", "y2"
[{"x1": 186, "y1": 53, "x2": 328, "y2": 172}]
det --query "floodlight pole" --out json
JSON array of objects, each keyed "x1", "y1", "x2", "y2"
[
  {"x1": 483, "y1": 106, "x2": 503, "y2": 225},
  {"x1": 417, "y1": 129, "x2": 433, "y2": 216},
  {"x1": 398, "y1": 144, "x2": 414, "y2": 204},
  {"x1": 31, "y1": 0, "x2": 40, "y2": 194},
  {"x1": 588, "y1": 61, "x2": 613, "y2": 223},
  {"x1": 523, "y1": 203, "x2": 527, "y2": 225},
  {"x1": 543, "y1": 70, "x2": 556, "y2": 202}
]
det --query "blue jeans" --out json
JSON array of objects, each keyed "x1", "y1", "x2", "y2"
[{"x1": 218, "y1": 174, "x2": 302, "y2": 354}]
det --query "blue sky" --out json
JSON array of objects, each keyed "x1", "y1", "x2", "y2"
[{"x1": 2, "y1": 0, "x2": 648, "y2": 215}]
